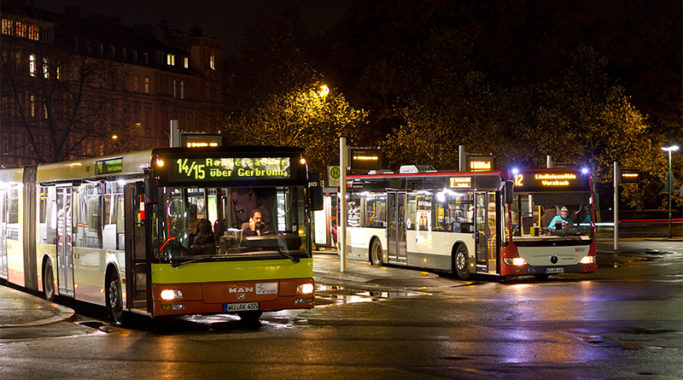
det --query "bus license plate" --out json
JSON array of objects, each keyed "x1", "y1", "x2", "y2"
[
  {"x1": 545, "y1": 267, "x2": 564, "y2": 274},
  {"x1": 224, "y1": 302, "x2": 259, "y2": 312}
]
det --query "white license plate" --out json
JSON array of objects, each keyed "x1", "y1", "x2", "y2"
[
  {"x1": 545, "y1": 267, "x2": 564, "y2": 274},
  {"x1": 224, "y1": 302, "x2": 259, "y2": 312}
]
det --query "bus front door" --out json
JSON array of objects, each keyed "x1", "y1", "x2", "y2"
[
  {"x1": 56, "y1": 185, "x2": 74, "y2": 297},
  {"x1": 124, "y1": 183, "x2": 148, "y2": 311},
  {"x1": 387, "y1": 191, "x2": 407, "y2": 264},
  {"x1": 475, "y1": 191, "x2": 498, "y2": 274},
  {"x1": 0, "y1": 190, "x2": 7, "y2": 280}
]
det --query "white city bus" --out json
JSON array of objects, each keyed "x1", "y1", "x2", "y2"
[{"x1": 344, "y1": 167, "x2": 596, "y2": 279}]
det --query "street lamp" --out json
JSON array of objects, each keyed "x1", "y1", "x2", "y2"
[{"x1": 661, "y1": 144, "x2": 679, "y2": 239}]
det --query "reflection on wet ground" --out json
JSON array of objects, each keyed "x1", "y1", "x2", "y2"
[{"x1": 315, "y1": 284, "x2": 429, "y2": 307}]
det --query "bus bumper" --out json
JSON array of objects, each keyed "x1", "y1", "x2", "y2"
[{"x1": 151, "y1": 278, "x2": 315, "y2": 316}]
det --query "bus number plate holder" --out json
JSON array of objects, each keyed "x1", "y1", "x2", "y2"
[
  {"x1": 224, "y1": 302, "x2": 259, "y2": 312},
  {"x1": 545, "y1": 267, "x2": 564, "y2": 274}
]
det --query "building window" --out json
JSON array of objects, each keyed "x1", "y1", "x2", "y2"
[
  {"x1": 143, "y1": 52, "x2": 148, "y2": 64},
  {"x1": 180, "y1": 81, "x2": 184, "y2": 99},
  {"x1": 144, "y1": 77, "x2": 150, "y2": 94},
  {"x1": 2, "y1": 19, "x2": 13, "y2": 35},
  {"x1": 29, "y1": 54, "x2": 36, "y2": 77},
  {"x1": 28, "y1": 24, "x2": 39, "y2": 41},
  {"x1": 99, "y1": 43, "x2": 104, "y2": 56},
  {"x1": 42, "y1": 57, "x2": 48, "y2": 79},
  {"x1": 110, "y1": 45, "x2": 115, "y2": 57},
  {"x1": 183, "y1": 57, "x2": 189, "y2": 69},
  {"x1": 209, "y1": 54, "x2": 215, "y2": 70},
  {"x1": 132, "y1": 49, "x2": 138, "y2": 62},
  {"x1": 15, "y1": 22, "x2": 27, "y2": 38},
  {"x1": 134, "y1": 75, "x2": 138, "y2": 91},
  {"x1": 172, "y1": 80, "x2": 176, "y2": 98},
  {"x1": 30, "y1": 95, "x2": 36, "y2": 117},
  {"x1": 56, "y1": 66, "x2": 61, "y2": 80},
  {"x1": 167, "y1": 54, "x2": 175, "y2": 66}
]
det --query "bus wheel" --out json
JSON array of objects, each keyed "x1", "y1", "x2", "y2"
[
  {"x1": 370, "y1": 238, "x2": 383, "y2": 266},
  {"x1": 454, "y1": 245, "x2": 471, "y2": 280},
  {"x1": 106, "y1": 272, "x2": 125, "y2": 325},
  {"x1": 238, "y1": 311, "x2": 263, "y2": 323},
  {"x1": 43, "y1": 261, "x2": 55, "y2": 302}
]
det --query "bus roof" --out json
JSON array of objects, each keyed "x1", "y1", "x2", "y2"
[{"x1": 36, "y1": 150, "x2": 153, "y2": 183}]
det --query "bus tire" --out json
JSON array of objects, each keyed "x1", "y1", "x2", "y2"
[
  {"x1": 454, "y1": 244, "x2": 471, "y2": 280},
  {"x1": 370, "y1": 238, "x2": 383, "y2": 266},
  {"x1": 106, "y1": 270, "x2": 125, "y2": 325},
  {"x1": 238, "y1": 311, "x2": 263, "y2": 323},
  {"x1": 43, "y1": 260, "x2": 55, "y2": 302}
]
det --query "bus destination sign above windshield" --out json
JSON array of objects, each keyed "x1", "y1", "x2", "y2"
[
  {"x1": 513, "y1": 171, "x2": 588, "y2": 192},
  {"x1": 167, "y1": 157, "x2": 291, "y2": 183}
]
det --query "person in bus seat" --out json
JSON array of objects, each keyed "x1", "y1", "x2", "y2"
[
  {"x1": 548, "y1": 206, "x2": 573, "y2": 231},
  {"x1": 240, "y1": 209, "x2": 273, "y2": 242},
  {"x1": 189, "y1": 219, "x2": 216, "y2": 254}
]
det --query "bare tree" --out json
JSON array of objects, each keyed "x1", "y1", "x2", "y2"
[{"x1": 1, "y1": 37, "x2": 127, "y2": 164}]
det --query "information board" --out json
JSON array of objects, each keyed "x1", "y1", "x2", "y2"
[{"x1": 166, "y1": 157, "x2": 291, "y2": 183}]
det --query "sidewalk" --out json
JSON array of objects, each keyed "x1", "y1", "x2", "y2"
[{"x1": 0, "y1": 284, "x2": 74, "y2": 328}]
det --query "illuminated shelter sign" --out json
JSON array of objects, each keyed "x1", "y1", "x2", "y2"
[
  {"x1": 449, "y1": 177, "x2": 472, "y2": 188},
  {"x1": 467, "y1": 156, "x2": 493, "y2": 172},
  {"x1": 350, "y1": 149, "x2": 383, "y2": 171},
  {"x1": 167, "y1": 157, "x2": 291, "y2": 183},
  {"x1": 513, "y1": 171, "x2": 588, "y2": 192},
  {"x1": 96, "y1": 157, "x2": 123, "y2": 174}
]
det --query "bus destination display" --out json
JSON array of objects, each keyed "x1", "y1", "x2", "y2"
[
  {"x1": 167, "y1": 157, "x2": 291, "y2": 183},
  {"x1": 513, "y1": 171, "x2": 587, "y2": 191}
]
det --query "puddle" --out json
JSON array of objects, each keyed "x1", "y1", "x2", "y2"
[
  {"x1": 315, "y1": 284, "x2": 427, "y2": 306},
  {"x1": 76, "y1": 320, "x2": 112, "y2": 333}
]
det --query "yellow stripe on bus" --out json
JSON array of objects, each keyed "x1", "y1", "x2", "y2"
[{"x1": 151, "y1": 258, "x2": 314, "y2": 284}]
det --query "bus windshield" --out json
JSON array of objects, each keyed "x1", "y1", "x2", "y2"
[
  {"x1": 511, "y1": 192, "x2": 593, "y2": 239},
  {"x1": 153, "y1": 185, "x2": 308, "y2": 263}
]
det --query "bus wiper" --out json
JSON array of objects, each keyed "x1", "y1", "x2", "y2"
[
  {"x1": 276, "y1": 249, "x2": 300, "y2": 263},
  {"x1": 172, "y1": 257, "x2": 212, "y2": 267}
]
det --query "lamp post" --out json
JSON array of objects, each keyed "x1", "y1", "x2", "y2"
[{"x1": 661, "y1": 144, "x2": 679, "y2": 239}]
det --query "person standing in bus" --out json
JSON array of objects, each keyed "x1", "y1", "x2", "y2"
[{"x1": 548, "y1": 206, "x2": 573, "y2": 231}]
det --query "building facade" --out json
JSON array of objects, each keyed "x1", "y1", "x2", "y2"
[{"x1": 1, "y1": 1, "x2": 224, "y2": 167}]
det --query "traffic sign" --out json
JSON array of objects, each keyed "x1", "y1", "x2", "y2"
[{"x1": 328, "y1": 166, "x2": 340, "y2": 187}]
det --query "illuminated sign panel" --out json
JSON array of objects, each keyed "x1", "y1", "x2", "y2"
[
  {"x1": 167, "y1": 157, "x2": 291, "y2": 183},
  {"x1": 620, "y1": 169, "x2": 640, "y2": 184},
  {"x1": 513, "y1": 171, "x2": 588, "y2": 192},
  {"x1": 449, "y1": 177, "x2": 472, "y2": 188},
  {"x1": 180, "y1": 133, "x2": 222, "y2": 148},
  {"x1": 350, "y1": 149, "x2": 383, "y2": 171},
  {"x1": 467, "y1": 155, "x2": 493, "y2": 172},
  {"x1": 96, "y1": 157, "x2": 123, "y2": 174}
]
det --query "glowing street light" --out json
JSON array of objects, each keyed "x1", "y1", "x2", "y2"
[
  {"x1": 318, "y1": 84, "x2": 329, "y2": 98},
  {"x1": 661, "y1": 144, "x2": 679, "y2": 239}
]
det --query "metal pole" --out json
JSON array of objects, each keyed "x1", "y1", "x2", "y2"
[
  {"x1": 339, "y1": 137, "x2": 347, "y2": 272},
  {"x1": 667, "y1": 151, "x2": 672, "y2": 239},
  {"x1": 613, "y1": 161, "x2": 619, "y2": 250},
  {"x1": 546, "y1": 155, "x2": 552, "y2": 169},
  {"x1": 459, "y1": 145, "x2": 466, "y2": 172}
]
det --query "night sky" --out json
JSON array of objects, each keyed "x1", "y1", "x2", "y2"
[{"x1": 32, "y1": 0, "x2": 352, "y2": 53}]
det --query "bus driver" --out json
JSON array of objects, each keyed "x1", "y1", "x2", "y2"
[{"x1": 548, "y1": 206, "x2": 573, "y2": 231}]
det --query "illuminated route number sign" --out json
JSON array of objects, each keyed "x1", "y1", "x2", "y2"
[
  {"x1": 513, "y1": 171, "x2": 588, "y2": 192},
  {"x1": 166, "y1": 157, "x2": 291, "y2": 183}
]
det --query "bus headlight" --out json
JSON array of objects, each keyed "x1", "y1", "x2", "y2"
[
  {"x1": 160, "y1": 289, "x2": 183, "y2": 300},
  {"x1": 296, "y1": 283, "x2": 314, "y2": 294},
  {"x1": 580, "y1": 256, "x2": 595, "y2": 264},
  {"x1": 504, "y1": 257, "x2": 527, "y2": 266}
]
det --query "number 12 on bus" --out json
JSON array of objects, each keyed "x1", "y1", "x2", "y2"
[{"x1": 344, "y1": 167, "x2": 596, "y2": 279}]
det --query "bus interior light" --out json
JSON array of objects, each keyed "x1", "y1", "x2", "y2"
[
  {"x1": 160, "y1": 289, "x2": 183, "y2": 300},
  {"x1": 580, "y1": 256, "x2": 595, "y2": 264},
  {"x1": 297, "y1": 283, "x2": 315, "y2": 294}
]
